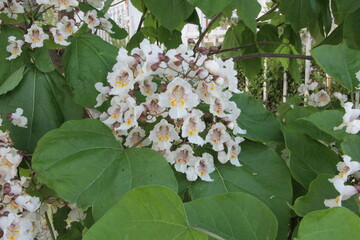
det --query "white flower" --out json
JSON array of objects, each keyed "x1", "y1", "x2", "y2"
[
  {"x1": 333, "y1": 92, "x2": 348, "y2": 106},
  {"x1": 181, "y1": 109, "x2": 206, "y2": 146},
  {"x1": 60, "y1": 16, "x2": 77, "y2": 37},
  {"x1": 9, "y1": 108, "x2": 27, "y2": 128},
  {"x1": 185, "y1": 166, "x2": 198, "y2": 181},
  {"x1": 24, "y1": 24, "x2": 49, "y2": 49},
  {"x1": 149, "y1": 119, "x2": 179, "y2": 150},
  {"x1": 336, "y1": 155, "x2": 360, "y2": 180},
  {"x1": 1, "y1": 0, "x2": 24, "y2": 18},
  {"x1": 102, "y1": 95, "x2": 135, "y2": 126},
  {"x1": 50, "y1": 23, "x2": 71, "y2": 46},
  {"x1": 84, "y1": 10, "x2": 100, "y2": 30},
  {"x1": 325, "y1": 176, "x2": 359, "y2": 208},
  {"x1": 308, "y1": 90, "x2": 330, "y2": 107},
  {"x1": 170, "y1": 144, "x2": 196, "y2": 172},
  {"x1": 116, "y1": 105, "x2": 144, "y2": 131},
  {"x1": 143, "y1": 94, "x2": 166, "y2": 117},
  {"x1": 196, "y1": 81, "x2": 221, "y2": 104},
  {"x1": 99, "y1": 16, "x2": 114, "y2": 34},
  {"x1": 205, "y1": 123, "x2": 231, "y2": 152},
  {"x1": 124, "y1": 127, "x2": 150, "y2": 148},
  {"x1": 216, "y1": 58, "x2": 240, "y2": 93},
  {"x1": 139, "y1": 78, "x2": 157, "y2": 96},
  {"x1": 54, "y1": 0, "x2": 78, "y2": 11},
  {"x1": 218, "y1": 137, "x2": 245, "y2": 166},
  {"x1": 15, "y1": 195, "x2": 41, "y2": 212},
  {"x1": 94, "y1": 82, "x2": 110, "y2": 107},
  {"x1": 355, "y1": 70, "x2": 360, "y2": 82},
  {"x1": 298, "y1": 81, "x2": 318, "y2": 96},
  {"x1": 107, "y1": 64, "x2": 135, "y2": 95},
  {"x1": 194, "y1": 153, "x2": 215, "y2": 182},
  {"x1": 204, "y1": 60, "x2": 220, "y2": 75},
  {"x1": 334, "y1": 102, "x2": 360, "y2": 134},
  {"x1": 0, "y1": 147, "x2": 22, "y2": 182},
  {"x1": 159, "y1": 78, "x2": 199, "y2": 119},
  {"x1": 6, "y1": 36, "x2": 24, "y2": 60},
  {"x1": 209, "y1": 92, "x2": 232, "y2": 118}
]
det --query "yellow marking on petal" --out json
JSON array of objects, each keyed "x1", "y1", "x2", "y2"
[
  {"x1": 10, "y1": 229, "x2": 19, "y2": 233},
  {"x1": 169, "y1": 76, "x2": 174, "y2": 80},
  {"x1": 112, "y1": 113, "x2": 118, "y2": 119},
  {"x1": 165, "y1": 135, "x2": 169, "y2": 141},
  {"x1": 9, "y1": 235, "x2": 15, "y2": 240},
  {"x1": 12, "y1": 49, "x2": 19, "y2": 55},
  {"x1": 126, "y1": 119, "x2": 132, "y2": 125},
  {"x1": 171, "y1": 99, "x2": 177, "y2": 106},
  {"x1": 210, "y1": 85, "x2": 215, "y2": 91},
  {"x1": 57, "y1": 37, "x2": 63, "y2": 42},
  {"x1": 158, "y1": 136, "x2": 163, "y2": 141},
  {"x1": 180, "y1": 99, "x2": 185, "y2": 106}
]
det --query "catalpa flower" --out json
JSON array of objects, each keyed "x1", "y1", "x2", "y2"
[
  {"x1": 192, "y1": 153, "x2": 215, "y2": 182},
  {"x1": 159, "y1": 78, "x2": 199, "y2": 119},
  {"x1": 308, "y1": 90, "x2": 330, "y2": 107},
  {"x1": 54, "y1": 0, "x2": 78, "y2": 11},
  {"x1": 99, "y1": 15, "x2": 114, "y2": 34},
  {"x1": 116, "y1": 105, "x2": 144, "y2": 131},
  {"x1": 1, "y1": 0, "x2": 24, "y2": 19},
  {"x1": 139, "y1": 78, "x2": 157, "y2": 96},
  {"x1": 50, "y1": 23, "x2": 71, "y2": 46},
  {"x1": 24, "y1": 24, "x2": 49, "y2": 49},
  {"x1": 181, "y1": 109, "x2": 206, "y2": 146},
  {"x1": 84, "y1": 10, "x2": 100, "y2": 30},
  {"x1": 215, "y1": 58, "x2": 240, "y2": 93},
  {"x1": 196, "y1": 80, "x2": 221, "y2": 104},
  {"x1": 336, "y1": 155, "x2": 360, "y2": 179},
  {"x1": 6, "y1": 36, "x2": 24, "y2": 60},
  {"x1": 218, "y1": 137, "x2": 245, "y2": 166},
  {"x1": 205, "y1": 123, "x2": 231, "y2": 152},
  {"x1": 15, "y1": 195, "x2": 41, "y2": 213},
  {"x1": 124, "y1": 127, "x2": 150, "y2": 148},
  {"x1": 170, "y1": 144, "x2": 196, "y2": 172},
  {"x1": 94, "y1": 82, "x2": 111, "y2": 107},
  {"x1": 334, "y1": 102, "x2": 360, "y2": 134},
  {"x1": 60, "y1": 16, "x2": 77, "y2": 37},
  {"x1": 143, "y1": 94, "x2": 166, "y2": 117},
  {"x1": 102, "y1": 95, "x2": 134, "y2": 125},
  {"x1": 149, "y1": 119, "x2": 179, "y2": 150},
  {"x1": 8, "y1": 108, "x2": 27, "y2": 128},
  {"x1": 107, "y1": 64, "x2": 135, "y2": 95}
]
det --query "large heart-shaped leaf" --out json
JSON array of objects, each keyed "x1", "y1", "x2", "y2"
[
  {"x1": 63, "y1": 33, "x2": 117, "y2": 108},
  {"x1": 185, "y1": 192, "x2": 278, "y2": 240},
  {"x1": 189, "y1": 141, "x2": 292, "y2": 240},
  {"x1": 312, "y1": 43, "x2": 360, "y2": 92},
  {"x1": 0, "y1": 66, "x2": 82, "y2": 152},
  {"x1": 143, "y1": 0, "x2": 194, "y2": 30},
  {"x1": 343, "y1": 8, "x2": 360, "y2": 50},
  {"x1": 341, "y1": 134, "x2": 360, "y2": 161},
  {"x1": 83, "y1": 186, "x2": 207, "y2": 240},
  {"x1": 283, "y1": 127, "x2": 339, "y2": 188},
  {"x1": 32, "y1": 119, "x2": 178, "y2": 219},
  {"x1": 187, "y1": 0, "x2": 232, "y2": 18},
  {"x1": 232, "y1": 93, "x2": 284, "y2": 143},
  {"x1": 0, "y1": 66, "x2": 25, "y2": 95},
  {"x1": 233, "y1": 0, "x2": 261, "y2": 33},
  {"x1": 296, "y1": 208, "x2": 360, "y2": 239}
]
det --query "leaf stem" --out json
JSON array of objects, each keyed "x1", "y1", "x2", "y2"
[
  {"x1": 256, "y1": 1, "x2": 279, "y2": 22},
  {"x1": 45, "y1": 211, "x2": 56, "y2": 240},
  {"x1": 230, "y1": 52, "x2": 313, "y2": 61},
  {"x1": 136, "y1": 7, "x2": 147, "y2": 33},
  {"x1": 193, "y1": 12, "x2": 223, "y2": 53},
  {"x1": 191, "y1": 226, "x2": 226, "y2": 240}
]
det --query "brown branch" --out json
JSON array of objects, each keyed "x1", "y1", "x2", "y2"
[
  {"x1": 209, "y1": 41, "x2": 288, "y2": 55},
  {"x1": 256, "y1": 2, "x2": 279, "y2": 22},
  {"x1": 136, "y1": 7, "x2": 147, "y2": 33},
  {"x1": 193, "y1": 12, "x2": 223, "y2": 53},
  {"x1": 231, "y1": 53, "x2": 313, "y2": 61}
]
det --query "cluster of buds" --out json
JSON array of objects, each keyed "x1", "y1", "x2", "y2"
[
  {"x1": 2, "y1": 0, "x2": 114, "y2": 60},
  {"x1": 324, "y1": 155, "x2": 360, "y2": 208},
  {"x1": 95, "y1": 39, "x2": 246, "y2": 182},
  {"x1": 0, "y1": 119, "x2": 41, "y2": 240}
]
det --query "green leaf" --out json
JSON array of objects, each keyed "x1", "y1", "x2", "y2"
[
  {"x1": 0, "y1": 26, "x2": 25, "y2": 86},
  {"x1": 143, "y1": 0, "x2": 194, "y2": 31},
  {"x1": 341, "y1": 134, "x2": 360, "y2": 161},
  {"x1": 343, "y1": 8, "x2": 360, "y2": 50},
  {"x1": 30, "y1": 47, "x2": 55, "y2": 73},
  {"x1": 130, "y1": 0, "x2": 146, "y2": 12},
  {"x1": 300, "y1": 110, "x2": 346, "y2": 140},
  {"x1": 0, "y1": 67, "x2": 82, "y2": 152},
  {"x1": 126, "y1": 32, "x2": 145, "y2": 52},
  {"x1": 222, "y1": 25, "x2": 244, "y2": 58},
  {"x1": 233, "y1": 0, "x2": 261, "y2": 33},
  {"x1": 189, "y1": 141, "x2": 292, "y2": 240},
  {"x1": 187, "y1": 0, "x2": 232, "y2": 18},
  {"x1": 32, "y1": 119, "x2": 178, "y2": 220},
  {"x1": 312, "y1": 43, "x2": 360, "y2": 92},
  {"x1": 63, "y1": 33, "x2": 117, "y2": 108},
  {"x1": 257, "y1": 24, "x2": 281, "y2": 53},
  {"x1": 292, "y1": 174, "x2": 336, "y2": 217},
  {"x1": 283, "y1": 127, "x2": 340, "y2": 188},
  {"x1": 333, "y1": 0, "x2": 360, "y2": 14},
  {"x1": 278, "y1": 0, "x2": 320, "y2": 31},
  {"x1": 0, "y1": 65, "x2": 25, "y2": 95},
  {"x1": 296, "y1": 208, "x2": 360, "y2": 240},
  {"x1": 232, "y1": 93, "x2": 284, "y2": 143},
  {"x1": 185, "y1": 192, "x2": 278, "y2": 240},
  {"x1": 157, "y1": 27, "x2": 182, "y2": 49},
  {"x1": 83, "y1": 186, "x2": 207, "y2": 240}
]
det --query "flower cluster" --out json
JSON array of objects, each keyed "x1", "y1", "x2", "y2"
[
  {"x1": 2, "y1": 0, "x2": 114, "y2": 60},
  {"x1": 324, "y1": 155, "x2": 360, "y2": 208},
  {"x1": 297, "y1": 81, "x2": 331, "y2": 107},
  {"x1": 0, "y1": 121, "x2": 41, "y2": 240},
  {"x1": 334, "y1": 102, "x2": 360, "y2": 134},
  {"x1": 95, "y1": 39, "x2": 246, "y2": 182}
]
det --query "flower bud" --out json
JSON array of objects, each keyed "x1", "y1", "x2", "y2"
[
  {"x1": 226, "y1": 122, "x2": 235, "y2": 130},
  {"x1": 160, "y1": 84, "x2": 167, "y2": 92},
  {"x1": 139, "y1": 116, "x2": 147, "y2": 123},
  {"x1": 128, "y1": 90, "x2": 135, "y2": 98},
  {"x1": 158, "y1": 53, "x2": 166, "y2": 62},
  {"x1": 187, "y1": 38, "x2": 195, "y2": 44},
  {"x1": 215, "y1": 77, "x2": 224, "y2": 86},
  {"x1": 198, "y1": 47, "x2": 209, "y2": 55},
  {"x1": 196, "y1": 69, "x2": 209, "y2": 79},
  {"x1": 151, "y1": 62, "x2": 160, "y2": 71}
]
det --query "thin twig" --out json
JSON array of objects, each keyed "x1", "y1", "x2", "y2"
[
  {"x1": 193, "y1": 12, "x2": 223, "y2": 53},
  {"x1": 191, "y1": 226, "x2": 226, "y2": 240},
  {"x1": 45, "y1": 211, "x2": 56, "y2": 240},
  {"x1": 209, "y1": 41, "x2": 288, "y2": 55},
  {"x1": 256, "y1": 2, "x2": 279, "y2": 22},
  {"x1": 231, "y1": 53, "x2": 313, "y2": 61},
  {"x1": 136, "y1": 7, "x2": 147, "y2": 33}
]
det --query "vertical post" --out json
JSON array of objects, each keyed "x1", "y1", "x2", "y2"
[
  {"x1": 245, "y1": 78, "x2": 249, "y2": 92},
  {"x1": 304, "y1": 32, "x2": 312, "y2": 97},
  {"x1": 263, "y1": 58, "x2": 268, "y2": 103},
  {"x1": 283, "y1": 69, "x2": 288, "y2": 103},
  {"x1": 355, "y1": 92, "x2": 360, "y2": 108}
]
